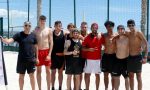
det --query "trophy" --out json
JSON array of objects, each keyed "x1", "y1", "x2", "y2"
[{"x1": 73, "y1": 44, "x2": 80, "y2": 57}]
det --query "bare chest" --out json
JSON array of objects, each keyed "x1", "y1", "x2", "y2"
[
  {"x1": 36, "y1": 29, "x2": 49, "y2": 40},
  {"x1": 129, "y1": 34, "x2": 142, "y2": 46},
  {"x1": 105, "y1": 36, "x2": 115, "y2": 47},
  {"x1": 116, "y1": 37, "x2": 129, "y2": 48}
]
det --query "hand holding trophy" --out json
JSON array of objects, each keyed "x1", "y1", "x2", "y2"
[{"x1": 73, "y1": 44, "x2": 80, "y2": 57}]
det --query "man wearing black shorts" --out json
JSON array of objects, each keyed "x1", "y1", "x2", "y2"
[
  {"x1": 102, "y1": 21, "x2": 116, "y2": 90},
  {"x1": 112, "y1": 25, "x2": 129, "y2": 90},
  {"x1": 51, "y1": 21, "x2": 67, "y2": 90},
  {"x1": 126, "y1": 19, "x2": 148, "y2": 90},
  {"x1": 64, "y1": 29, "x2": 82, "y2": 90},
  {"x1": 1, "y1": 21, "x2": 38, "y2": 90}
]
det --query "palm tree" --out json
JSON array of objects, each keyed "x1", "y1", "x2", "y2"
[
  {"x1": 37, "y1": 0, "x2": 42, "y2": 26},
  {"x1": 141, "y1": 0, "x2": 147, "y2": 36}
]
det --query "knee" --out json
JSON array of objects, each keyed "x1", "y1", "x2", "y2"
[
  {"x1": 129, "y1": 74, "x2": 134, "y2": 80},
  {"x1": 37, "y1": 69, "x2": 42, "y2": 74},
  {"x1": 95, "y1": 74, "x2": 100, "y2": 79},
  {"x1": 46, "y1": 69, "x2": 50, "y2": 75},
  {"x1": 29, "y1": 73, "x2": 34, "y2": 79},
  {"x1": 137, "y1": 74, "x2": 142, "y2": 81},
  {"x1": 114, "y1": 76, "x2": 120, "y2": 80},
  {"x1": 58, "y1": 70, "x2": 63, "y2": 76},
  {"x1": 67, "y1": 75, "x2": 72, "y2": 79},
  {"x1": 104, "y1": 73, "x2": 109, "y2": 78},
  {"x1": 85, "y1": 74, "x2": 90, "y2": 77},
  {"x1": 104, "y1": 75, "x2": 109, "y2": 80},
  {"x1": 19, "y1": 74, "x2": 25, "y2": 80},
  {"x1": 85, "y1": 74, "x2": 91, "y2": 79},
  {"x1": 52, "y1": 70, "x2": 56, "y2": 75}
]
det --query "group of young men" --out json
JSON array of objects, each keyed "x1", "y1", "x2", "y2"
[{"x1": 1, "y1": 15, "x2": 148, "y2": 90}]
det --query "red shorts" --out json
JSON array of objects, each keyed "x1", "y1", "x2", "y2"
[{"x1": 36, "y1": 49, "x2": 51, "y2": 66}]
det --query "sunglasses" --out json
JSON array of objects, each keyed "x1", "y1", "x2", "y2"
[
  {"x1": 128, "y1": 24, "x2": 134, "y2": 27},
  {"x1": 24, "y1": 24, "x2": 31, "y2": 27}
]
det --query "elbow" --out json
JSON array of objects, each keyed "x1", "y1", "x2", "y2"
[{"x1": 63, "y1": 52, "x2": 67, "y2": 55}]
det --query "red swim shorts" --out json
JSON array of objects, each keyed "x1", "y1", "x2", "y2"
[{"x1": 36, "y1": 49, "x2": 51, "y2": 66}]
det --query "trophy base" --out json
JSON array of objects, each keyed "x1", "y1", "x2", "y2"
[{"x1": 73, "y1": 55, "x2": 79, "y2": 58}]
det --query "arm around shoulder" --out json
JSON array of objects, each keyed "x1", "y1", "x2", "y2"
[{"x1": 64, "y1": 40, "x2": 73, "y2": 55}]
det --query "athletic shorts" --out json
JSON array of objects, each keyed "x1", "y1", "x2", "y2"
[
  {"x1": 65, "y1": 57, "x2": 82, "y2": 75},
  {"x1": 51, "y1": 55, "x2": 65, "y2": 69},
  {"x1": 81, "y1": 58, "x2": 86, "y2": 72},
  {"x1": 84, "y1": 59, "x2": 101, "y2": 74},
  {"x1": 112, "y1": 57, "x2": 128, "y2": 78},
  {"x1": 36, "y1": 49, "x2": 51, "y2": 66},
  {"x1": 17, "y1": 61, "x2": 36, "y2": 74},
  {"x1": 101, "y1": 53, "x2": 116, "y2": 73},
  {"x1": 127, "y1": 55, "x2": 142, "y2": 73}
]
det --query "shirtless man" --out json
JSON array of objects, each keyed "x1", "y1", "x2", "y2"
[
  {"x1": 101, "y1": 21, "x2": 116, "y2": 90},
  {"x1": 112, "y1": 25, "x2": 129, "y2": 90},
  {"x1": 34, "y1": 15, "x2": 53, "y2": 90},
  {"x1": 126, "y1": 19, "x2": 148, "y2": 90}
]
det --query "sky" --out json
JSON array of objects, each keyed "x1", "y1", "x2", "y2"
[{"x1": 0, "y1": 0, "x2": 149, "y2": 34}]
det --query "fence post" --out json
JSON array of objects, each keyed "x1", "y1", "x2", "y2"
[{"x1": 0, "y1": 17, "x2": 3, "y2": 36}]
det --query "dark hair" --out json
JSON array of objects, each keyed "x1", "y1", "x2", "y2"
[
  {"x1": 72, "y1": 29, "x2": 79, "y2": 33},
  {"x1": 127, "y1": 19, "x2": 135, "y2": 25},
  {"x1": 81, "y1": 22, "x2": 87, "y2": 26},
  {"x1": 54, "y1": 21, "x2": 62, "y2": 26},
  {"x1": 117, "y1": 25, "x2": 125, "y2": 30},
  {"x1": 39, "y1": 15, "x2": 46, "y2": 20},
  {"x1": 91, "y1": 23, "x2": 98, "y2": 28},
  {"x1": 104, "y1": 21, "x2": 115, "y2": 27},
  {"x1": 67, "y1": 23, "x2": 75, "y2": 29}
]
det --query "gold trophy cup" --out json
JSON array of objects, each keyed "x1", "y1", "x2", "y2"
[{"x1": 73, "y1": 44, "x2": 80, "y2": 57}]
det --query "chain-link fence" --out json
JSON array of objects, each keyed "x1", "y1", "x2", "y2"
[{"x1": 0, "y1": 0, "x2": 149, "y2": 51}]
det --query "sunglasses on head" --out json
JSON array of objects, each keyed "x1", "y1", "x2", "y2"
[
  {"x1": 24, "y1": 24, "x2": 31, "y2": 27},
  {"x1": 128, "y1": 24, "x2": 135, "y2": 27}
]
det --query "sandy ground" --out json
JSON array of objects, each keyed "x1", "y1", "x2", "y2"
[{"x1": 0, "y1": 51, "x2": 150, "y2": 90}]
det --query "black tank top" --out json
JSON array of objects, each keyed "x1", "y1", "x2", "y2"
[
  {"x1": 52, "y1": 30, "x2": 65, "y2": 54},
  {"x1": 68, "y1": 39, "x2": 82, "y2": 55},
  {"x1": 65, "y1": 39, "x2": 82, "y2": 62}
]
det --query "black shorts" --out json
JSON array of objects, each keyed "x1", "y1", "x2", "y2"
[
  {"x1": 65, "y1": 56, "x2": 82, "y2": 75},
  {"x1": 112, "y1": 57, "x2": 128, "y2": 78},
  {"x1": 51, "y1": 55, "x2": 65, "y2": 70},
  {"x1": 101, "y1": 53, "x2": 116, "y2": 73},
  {"x1": 81, "y1": 58, "x2": 86, "y2": 72},
  {"x1": 17, "y1": 60, "x2": 36, "y2": 74},
  {"x1": 127, "y1": 55, "x2": 142, "y2": 73}
]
